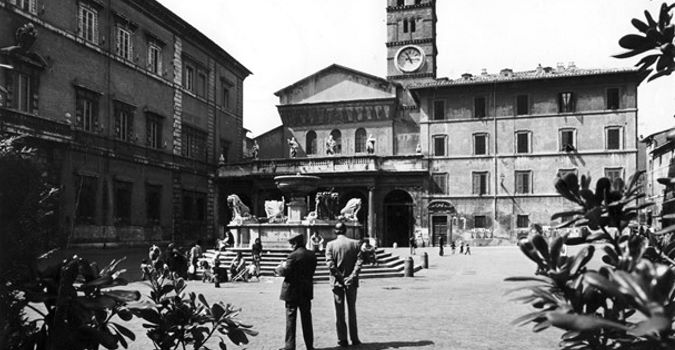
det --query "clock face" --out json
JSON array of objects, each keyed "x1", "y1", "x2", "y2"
[{"x1": 396, "y1": 45, "x2": 424, "y2": 73}]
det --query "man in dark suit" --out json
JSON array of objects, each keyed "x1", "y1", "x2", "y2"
[
  {"x1": 325, "y1": 222, "x2": 363, "y2": 347},
  {"x1": 275, "y1": 233, "x2": 317, "y2": 350}
]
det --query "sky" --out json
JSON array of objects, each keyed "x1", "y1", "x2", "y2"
[{"x1": 156, "y1": 0, "x2": 675, "y2": 138}]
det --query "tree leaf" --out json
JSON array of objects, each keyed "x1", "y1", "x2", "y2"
[
  {"x1": 619, "y1": 34, "x2": 651, "y2": 50},
  {"x1": 632, "y1": 18, "x2": 650, "y2": 32},
  {"x1": 112, "y1": 322, "x2": 136, "y2": 341},
  {"x1": 511, "y1": 311, "x2": 548, "y2": 326},
  {"x1": 628, "y1": 315, "x2": 670, "y2": 338},
  {"x1": 546, "y1": 312, "x2": 628, "y2": 332},
  {"x1": 102, "y1": 290, "x2": 141, "y2": 302}
]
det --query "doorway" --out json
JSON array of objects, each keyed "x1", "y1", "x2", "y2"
[
  {"x1": 431, "y1": 216, "x2": 448, "y2": 247},
  {"x1": 383, "y1": 190, "x2": 414, "y2": 247}
]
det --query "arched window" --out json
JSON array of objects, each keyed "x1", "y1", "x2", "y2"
[
  {"x1": 306, "y1": 130, "x2": 317, "y2": 155},
  {"x1": 403, "y1": 19, "x2": 408, "y2": 33},
  {"x1": 355, "y1": 128, "x2": 367, "y2": 153},
  {"x1": 330, "y1": 129, "x2": 342, "y2": 154}
]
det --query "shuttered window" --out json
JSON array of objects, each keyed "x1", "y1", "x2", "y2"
[
  {"x1": 515, "y1": 171, "x2": 531, "y2": 194},
  {"x1": 78, "y1": 4, "x2": 98, "y2": 44},
  {"x1": 472, "y1": 172, "x2": 488, "y2": 195}
]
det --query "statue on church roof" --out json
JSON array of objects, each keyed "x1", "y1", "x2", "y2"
[
  {"x1": 287, "y1": 137, "x2": 299, "y2": 158},
  {"x1": 366, "y1": 134, "x2": 376, "y2": 154},
  {"x1": 251, "y1": 140, "x2": 259, "y2": 159},
  {"x1": 326, "y1": 134, "x2": 336, "y2": 155}
]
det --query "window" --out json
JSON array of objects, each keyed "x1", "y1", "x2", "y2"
[
  {"x1": 410, "y1": 18, "x2": 416, "y2": 32},
  {"x1": 403, "y1": 19, "x2": 408, "y2": 33},
  {"x1": 398, "y1": 0, "x2": 405, "y2": 6},
  {"x1": 145, "y1": 112, "x2": 162, "y2": 149},
  {"x1": 184, "y1": 63, "x2": 194, "y2": 91},
  {"x1": 183, "y1": 190, "x2": 206, "y2": 222},
  {"x1": 472, "y1": 172, "x2": 488, "y2": 195},
  {"x1": 516, "y1": 215, "x2": 529, "y2": 228},
  {"x1": 146, "y1": 184, "x2": 161, "y2": 223},
  {"x1": 182, "y1": 124, "x2": 208, "y2": 161},
  {"x1": 560, "y1": 129, "x2": 576, "y2": 152},
  {"x1": 8, "y1": 71, "x2": 33, "y2": 113},
  {"x1": 196, "y1": 71, "x2": 207, "y2": 98},
  {"x1": 114, "y1": 180, "x2": 132, "y2": 225},
  {"x1": 558, "y1": 92, "x2": 575, "y2": 113},
  {"x1": 15, "y1": 0, "x2": 37, "y2": 14},
  {"x1": 515, "y1": 171, "x2": 532, "y2": 194},
  {"x1": 515, "y1": 131, "x2": 530, "y2": 154},
  {"x1": 75, "y1": 88, "x2": 99, "y2": 132},
  {"x1": 355, "y1": 128, "x2": 367, "y2": 153},
  {"x1": 78, "y1": 4, "x2": 98, "y2": 44},
  {"x1": 474, "y1": 97, "x2": 486, "y2": 118},
  {"x1": 306, "y1": 130, "x2": 317, "y2": 155},
  {"x1": 605, "y1": 168, "x2": 623, "y2": 184},
  {"x1": 606, "y1": 127, "x2": 622, "y2": 150},
  {"x1": 607, "y1": 88, "x2": 620, "y2": 110},
  {"x1": 114, "y1": 102, "x2": 135, "y2": 142},
  {"x1": 116, "y1": 26, "x2": 133, "y2": 60},
  {"x1": 433, "y1": 100, "x2": 445, "y2": 120},
  {"x1": 147, "y1": 42, "x2": 162, "y2": 74},
  {"x1": 432, "y1": 173, "x2": 448, "y2": 194},
  {"x1": 474, "y1": 133, "x2": 487, "y2": 155},
  {"x1": 76, "y1": 175, "x2": 97, "y2": 224},
  {"x1": 220, "y1": 79, "x2": 232, "y2": 108},
  {"x1": 433, "y1": 135, "x2": 446, "y2": 156},
  {"x1": 516, "y1": 95, "x2": 529, "y2": 115},
  {"x1": 474, "y1": 215, "x2": 487, "y2": 229},
  {"x1": 330, "y1": 129, "x2": 342, "y2": 154},
  {"x1": 220, "y1": 139, "x2": 230, "y2": 163}
]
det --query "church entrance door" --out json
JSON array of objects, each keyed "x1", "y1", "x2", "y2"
[{"x1": 383, "y1": 190, "x2": 413, "y2": 247}]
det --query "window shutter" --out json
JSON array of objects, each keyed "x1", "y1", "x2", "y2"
[
  {"x1": 30, "y1": 73, "x2": 39, "y2": 113},
  {"x1": 5, "y1": 73, "x2": 14, "y2": 107},
  {"x1": 78, "y1": 6, "x2": 84, "y2": 37},
  {"x1": 92, "y1": 10, "x2": 98, "y2": 44},
  {"x1": 516, "y1": 173, "x2": 523, "y2": 193},
  {"x1": 115, "y1": 28, "x2": 121, "y2": 56},
  {"x1": 472, "y1": 174, "x2": 479, "y2": 194},
  {"x1": 129, "y1": 32, "x2": 134, "y2": 60}
]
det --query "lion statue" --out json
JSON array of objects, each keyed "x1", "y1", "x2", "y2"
[
  {"x1": 339, "y1": 198, "x2": 362, "y2": 222},
  {"x1": 265, "y1": 200, "x2": 285, "y2": 223},
  {"x1": 227, "y1": 194, "x2": 256, "y2": 225}
]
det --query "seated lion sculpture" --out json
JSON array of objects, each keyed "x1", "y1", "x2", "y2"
[
  {"x1": 339, "y1": 198, "x2": 362, "y2": 222},
  {"x1": 265, "y1": 200, "x2": 285, "y2": 223},
  {"x1": 227, "y1": 194, "x2": 256, "y2": 225}
]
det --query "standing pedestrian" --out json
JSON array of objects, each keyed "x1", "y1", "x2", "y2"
[
  {"x1": 213, "y1": 252, "x2": 228, "y2": 287},
  {"x1": 459, "y1": 242, "x2": 464, "y2": 254},
  {"x1": 465, "y1": 243, "x2": 471, "y2": 255},
  {"x1": 438, "y1": 236, "x2": 445, "y2": 256},
  {"x1": 325, "y1": 222, "x2": 363, "y2": 347},
  {"x1": 252, "y1": 237, "x2": 263, "y2": 279},
  {"x1": 409, "y1": 235, "x2": 417, "y2": 255},
  {"x1": 275, "y1": 233, "x2": 317, "y2": 350},
  {"x1": 450, "y1": 241, "x2": 456, "y2": 254},
  {"x1": 188, "y1": 240, "x2": 203, "y2": 280}
]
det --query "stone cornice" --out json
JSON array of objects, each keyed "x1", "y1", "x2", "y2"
[
  {"x1": 386, "y1": 3, "x2": 433, "y2": 12},
  {"x1": 277, "y1": 98, "x2": 398, "y2": 127},
  {"x1": 386, "y1": 38, "x2": 434, "y2": 48}
]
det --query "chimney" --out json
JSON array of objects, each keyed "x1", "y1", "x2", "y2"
[
  {"x1": 556, "y1": 62, "x2": 565, "y2": 71},
  {"x1": 568, "y1": 61, "x2": 576, "y2": 70},
  {"x1": 481, "y1": 68, "x2": 488, "y2": 76},
  {"x1": 461, "y1": 73, "x2": 473, "y2": 80}
]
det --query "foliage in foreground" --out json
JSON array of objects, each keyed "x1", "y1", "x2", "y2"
[
  {"x1": 615, "y1": 2, "x2": 675, "y2": 81},
  {"x1": 507, "y1": 172, "x2": 675, "y2": 349},
  {"x1": 129, "y1": 268, "x2": 258, "y2": 350}
]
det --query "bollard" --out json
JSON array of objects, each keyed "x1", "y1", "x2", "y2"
[
  {"x1": 422, "y1": 252, "x2": 429, "y2": 269},
  {"x1": 403, "y1": 256, "x2": 414, "y2": 277}
]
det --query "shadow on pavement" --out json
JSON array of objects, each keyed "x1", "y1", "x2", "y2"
[{"x1": 316, "y1": 340, "x2": 434, "y2": 350}]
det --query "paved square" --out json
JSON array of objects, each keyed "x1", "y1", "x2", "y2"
[{"x1": 119, "y1": 246, "x2": 562, "y2": 349}]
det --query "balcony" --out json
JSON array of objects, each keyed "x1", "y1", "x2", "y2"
[{"x1": 218, "y1": 154, "x2": 428, "y2": 178}]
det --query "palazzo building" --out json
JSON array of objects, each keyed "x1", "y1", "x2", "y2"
[
  {"x1": 0, "y1": 0, "x2": 250, "y2": 245},
  {"x1": 221, "y1": 0, "x2": 645, "y2": 246}
]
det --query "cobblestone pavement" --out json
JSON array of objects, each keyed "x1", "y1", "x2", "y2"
[{"x1": 120, "y1": 246, "x2": 563, "y2": 350}]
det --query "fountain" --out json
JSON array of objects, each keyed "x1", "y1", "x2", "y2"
[{"x1": 225, "y1": 174, "x2": 363, "y2": 248}]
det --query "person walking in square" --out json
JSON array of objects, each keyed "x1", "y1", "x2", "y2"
[
  {"x1": 465, "y1": 243, "x2": 471, "y2": 255},
  {"x1": 275, "y1": 233, "x2": 317, "y2": 350},
  {"x1": 450, "y1": 241, "x2": 456, "y2": 254},
  {"x1": 325, "y1": 222, "x2": 363, "y2": 347},
  {"x1": 409, "y1": 235, "x2": 417, "y2": 255},
  {"x1": 459, "y1": 242, "x2": 464, "y2": 254}
]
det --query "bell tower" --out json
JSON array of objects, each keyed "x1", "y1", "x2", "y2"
[{"x1": 386, "y1": 0, "x2": 437, "y2": 83}]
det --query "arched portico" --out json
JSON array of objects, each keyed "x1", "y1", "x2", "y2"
[{"x1": 383, "y1": 189, "x2": 414, "y2": 247}]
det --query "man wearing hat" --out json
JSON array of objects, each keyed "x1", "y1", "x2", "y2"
[
  {"x1": 325, "y1": 222, "x2": 363, "y2": 347},
  {"x1": 275, "y1": 233, "x2": 317, "y2": 350}
]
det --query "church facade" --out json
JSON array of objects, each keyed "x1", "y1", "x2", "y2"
[{"x1": 218, "y1": 0, "x2": 645, "y2": 246}]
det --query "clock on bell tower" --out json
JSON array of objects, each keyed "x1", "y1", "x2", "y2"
[{"x1": 385, "y1": 0, "x2": 437, "y2": 83}]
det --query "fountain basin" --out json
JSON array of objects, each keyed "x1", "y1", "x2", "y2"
[{"x1": 274, "y1": 175, "x2": 320, "y2": 196}]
